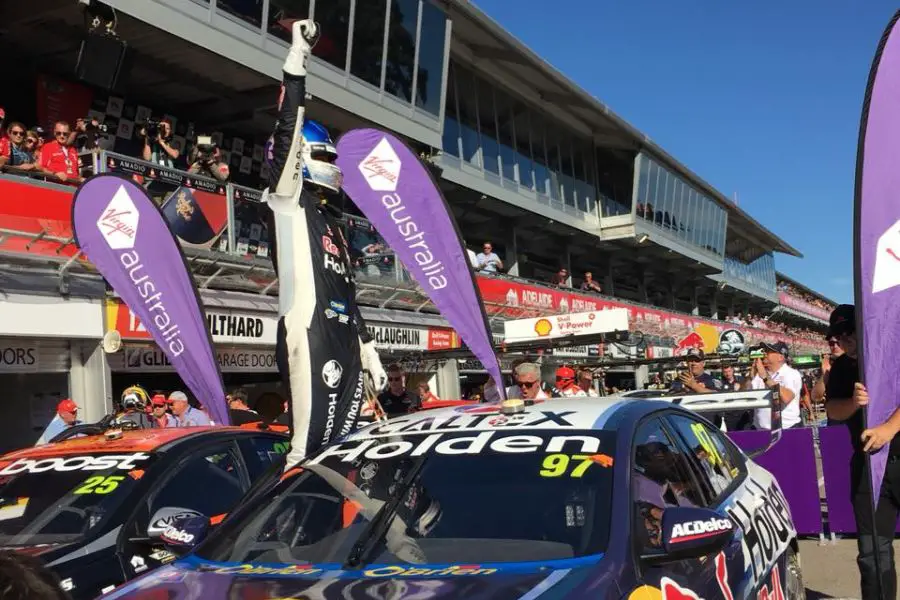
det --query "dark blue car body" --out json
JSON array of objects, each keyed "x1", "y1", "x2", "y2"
[{"x1": 103, "y1": 396, "x2": 802, "y2": 600}]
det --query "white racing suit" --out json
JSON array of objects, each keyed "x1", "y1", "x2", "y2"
[{"x1": 264, "y1": 24, "x2": 383, "y2": 467}]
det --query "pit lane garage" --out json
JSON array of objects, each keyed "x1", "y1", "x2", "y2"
[
  {"x1": 105, "y1": 390, "x2": 804, "y2": 600},
  {"x1": 0, "y1": 426, "x2": 288, "y2": 599}
]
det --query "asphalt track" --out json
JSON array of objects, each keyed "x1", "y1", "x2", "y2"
[{"x1": 799, "y1": 538, "x2": 900, "y2": 599}]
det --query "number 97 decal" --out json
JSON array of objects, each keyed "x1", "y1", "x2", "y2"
[
  {"x1": 540, "y1": 453, "x2": 614, "y2": 478},
  {"x1": 73, "y1": 475, "x2": 126, "y2": 495}
]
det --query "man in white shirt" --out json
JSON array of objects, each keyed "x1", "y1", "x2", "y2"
[
  {"x1": 475, "y1": 241, "x2": 504, "y2": 274},
  {"x1": 748, "y1": 341, "x2": 803, "y2": 429}
]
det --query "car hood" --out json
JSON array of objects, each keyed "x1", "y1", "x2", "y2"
[{"x1": 102, "y1": 555, "x2": 607, "y2": 599}]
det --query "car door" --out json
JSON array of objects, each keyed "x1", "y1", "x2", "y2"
[
  {"x1": 660, "y1": 412, "x2": 749, "y2": 600},
  {"x1": 629, "y1": 414, "x2": 740, "y2": 600},
  {"x1": 118, "y1": 440, "x2": 248, "y2": 578}
]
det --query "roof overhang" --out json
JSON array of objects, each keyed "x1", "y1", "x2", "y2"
[{"x1": 447, "y1": 0, "x2": 801, "y2": 259}]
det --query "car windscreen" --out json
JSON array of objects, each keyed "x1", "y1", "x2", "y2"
[
  {"x1": 197, "y1": 428, "x2": 615, "y2": 567},
  {"x1": 0, "y1": 451, "x2": 156, "y2": 546}
]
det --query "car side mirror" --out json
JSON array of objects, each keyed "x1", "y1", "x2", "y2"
[
  {"x1": 641, "y1": 506, "x2": 734, "y2": 565},
  {"x1": 145, "y1": 506, "x2": 205, "y2": 541},
  {"x1": 160, "y1": 514, "x2": 210, "y2": 554}
]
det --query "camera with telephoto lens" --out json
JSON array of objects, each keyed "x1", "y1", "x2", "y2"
[
  {"x1": 145, "y1": 119, "x2": 161, "y2": 138},
  {"x1": 82, "y1": 117, "x2": 109, "y2": 134},
  {"x1": 195, "y1": 135, "x2": 217, "y2": 164}
]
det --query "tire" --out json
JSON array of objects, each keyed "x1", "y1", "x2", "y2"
[{"x1": 785, "y1": 545, "x2": 806, "y2": 600}]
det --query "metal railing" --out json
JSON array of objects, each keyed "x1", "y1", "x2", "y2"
[{"x1": 0, "y1": 153, "x2": 829, "y2": 355}]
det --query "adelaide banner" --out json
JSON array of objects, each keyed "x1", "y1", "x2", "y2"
[
  {"x1": 71, "y1": 174, "x2": 229, "y2": 425},
  {"x1": 336, "y1": 129, "x2": 504, "y2": 395},
  {"x1": 854, "y1": 10, "x2": 900, "y2": 500}
]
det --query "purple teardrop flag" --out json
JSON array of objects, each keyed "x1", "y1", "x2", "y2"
[
  {"x1": 72, "y1": 174, "x2": 229, "y2": 425},
  {"x1": 336, "y1": 129, "x2": 505, "y2": 397},
  {"x1": 855, "y1": 10, "x2": 900, "y2": 501}
]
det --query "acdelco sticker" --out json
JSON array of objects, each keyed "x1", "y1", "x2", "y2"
[
  {"x1": 671, "y1": 517, "x2": 733, "y2": 543},
  {"x1": 0, "y1": 453, "x2": 151, "y2": 475}
]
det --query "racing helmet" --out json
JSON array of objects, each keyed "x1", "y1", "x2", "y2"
[
  {"x1": 264, "y1": 120, "x2": 342, "y2": 195},
  {"x1": 121, "y1": 385, "x2": 150, "y2": 411},
  {"x1": 555, "y1": 366, "x2": 575, "y2": 384}
]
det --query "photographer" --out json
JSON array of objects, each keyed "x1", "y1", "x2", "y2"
[
  {"x1": 69, "y1": 117, "x2": 107, "y2": 151},
  {"x1": 141, "y1": 118, "x2": 179, "y2": 167},
  {"x1": 187, "y1": 135, "x2": 229, "y2": 182}
]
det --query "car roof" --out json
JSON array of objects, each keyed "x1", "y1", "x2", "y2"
[
  {"x1": 0, "y1": 426, "x2": 269, "y2": 462},
  {"x1": 349, "y1": 397, "x2": 631, "y2": 438}
]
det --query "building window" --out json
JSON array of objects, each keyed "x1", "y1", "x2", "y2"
[
  {"x1": 384, "y1": 0, "x2": 418, "y2": 102},
  {"x1": 218, "y1": 0, "x2": 262, "y2": 29},
  {"x1": 350, "y1": 0, "x2": 387, "y2": 87},
  {"x1": 267, "y1": 0, "x2": 310, "y2": 43},
  {"x1": 442, "y1": 64, "x2": 461, "y2": 157},
  {"x1": 415, "y1": 1, "x2": 447, "y2": 116},
  {"x1": 312, "y1": 0, "x2": 351, "y2": 70},
  {"x1": 475, "y1": 79, "x2": 499, "y2": 175}
]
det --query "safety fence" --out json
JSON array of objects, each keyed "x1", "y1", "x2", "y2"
[{"x1": 728, "y1": 426, "x2": 892, "y2": 538}]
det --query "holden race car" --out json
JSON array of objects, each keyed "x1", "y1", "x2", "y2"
[
  {"x1": 101, "y1": 388, "x2": 803, "y2": 600},
  {"x1": 0, "y1": 425, "x2": 288, "y2": 599}
]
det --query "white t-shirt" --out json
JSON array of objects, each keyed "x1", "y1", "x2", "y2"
[{"x1": 751, "y1": 364, "x2": 803, "y2": 429}]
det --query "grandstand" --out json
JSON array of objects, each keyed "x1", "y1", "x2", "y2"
[{"x1": 0, "y1": 0, "x2": 829, "y2": 446}]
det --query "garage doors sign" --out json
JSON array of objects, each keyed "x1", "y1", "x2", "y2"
[{"x1": 0, "y1": 345, "x2": 39, "y2": 372}]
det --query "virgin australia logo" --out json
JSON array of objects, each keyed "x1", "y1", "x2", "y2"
[
  {"x1": 97, "y1": 185, "x2": 140, "y2": 250},
  {"x1": 359, "y1": 137, "x2": 401, "y2": 192},
  {"x1": 873, "y1": 219, "x2": 900, "y2": 293}
]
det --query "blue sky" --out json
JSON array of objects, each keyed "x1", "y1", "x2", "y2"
[{"x1": 473, "y1": 0, "x2": 897, "y2": 304}]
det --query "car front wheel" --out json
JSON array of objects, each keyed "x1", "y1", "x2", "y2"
[{"x1": 785, "y1": 545, "x2": 806, "y2": 600}]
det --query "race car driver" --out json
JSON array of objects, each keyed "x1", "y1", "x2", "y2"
[
  {"x1": 113, "y1": 385, "x2": 156, "y2": 429},
  {"x1": 553, "y1": 366, "x2": 587, "y2": 397},
  {"x1": 264, "y1": 20, "x2": 387, "y2": 467}
]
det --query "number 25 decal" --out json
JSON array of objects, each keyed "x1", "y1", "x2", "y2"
[
  {"x1": 73, "y1": 475, "x2": 125, "y2": 495},
  {"x1": 540, "y1": 453, "x2": 614, "y2": 478}
]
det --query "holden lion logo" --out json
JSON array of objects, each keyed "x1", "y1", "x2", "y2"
[
  {"x1": 96, "y1": 185, "x2": 140, "y2": 250},
  {"x1": 873, "y1": 219, "x2": 900, "y2": 293},
  {"x1": 322, "y1": 360, "x2": 343, "y2": 389},
  {"x1": 359, "y1": 137, "x2": 401, "y2": 192}
]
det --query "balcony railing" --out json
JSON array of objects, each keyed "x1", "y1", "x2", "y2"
[{"x1": 0, "y1": 151, "x2": 828, "y2": 356}]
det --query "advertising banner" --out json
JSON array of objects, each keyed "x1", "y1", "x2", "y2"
[
  {"x1": 478, "y1": 276, "x2": 828, "y2": 357},
  {"x1": 71, "y1": 174, "x2": 228, "y2": 425},
  {"x1": 502, "y1": 309, "x2": 629, "y2": 342},
  {"x1": 854, "y1": 10, "x2": 900, "y2": 500},
  {"x1": 105, "y1": 299, "x2": 277, "y2": 346},
  {"x1": 365, "y1": 324, "x2": 460, "y2": 352},
  {"x1": 337, "y1": 129, "x2": 503, "y2": 394},
  {"x1": 777, "y1": 292, "x2": 831, "y2": 321},
  {"x1": 728, "y1": 428, "x2": 822, "y2": 536}
]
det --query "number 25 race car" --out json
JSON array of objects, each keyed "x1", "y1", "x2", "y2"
[{"x1": 104, "y1": 390, "x2": 804, "y2": 600}]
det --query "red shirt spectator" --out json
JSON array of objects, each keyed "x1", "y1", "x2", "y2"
[
  {"x1": 0, "y1": 107, "x2": 8, "y2": 160},
  {"x1": 39, "y1": 121, "x2": 81, "y2": 183}
]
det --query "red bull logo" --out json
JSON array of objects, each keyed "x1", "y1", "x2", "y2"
[
  {"x1": 676, "y1": 332, "x2": 705, "y2": 353},
  {"x1": 660, "y1": 578, "x2": 702, "y2": 600}
]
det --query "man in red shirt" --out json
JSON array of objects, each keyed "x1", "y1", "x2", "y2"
[{"x1": 39, "y1": 121, "x2": 82, "y2": 184}]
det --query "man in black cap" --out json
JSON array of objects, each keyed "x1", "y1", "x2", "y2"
[
  {"x1": 746, "y1": 341, "x2": 803, "y2": 430},
  {"x1": 668, "y1": 348, "x2": 722, "y2": 396},
  {"x1": 824, "y1": 303, "x2": 900, "y2": 600}
]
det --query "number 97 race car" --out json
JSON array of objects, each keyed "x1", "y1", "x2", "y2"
[{"x1": 103, "y1": 390, "x2": 804, "y2": 600}]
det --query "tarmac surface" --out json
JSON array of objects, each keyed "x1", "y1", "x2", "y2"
[{"x1": 799, "y1": 538, "x2": 900, "y2": 600}]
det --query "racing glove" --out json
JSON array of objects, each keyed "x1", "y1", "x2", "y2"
[
  {"x1": 360, "y1": 339, "x2": 388, "y2": 397},
  {"x1": 283, "y1": 19, "x2": 320, "y2": 76}
]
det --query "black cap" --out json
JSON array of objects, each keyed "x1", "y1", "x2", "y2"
[
  {"x1": 828, "y1": 304, "x2": 855, "y2": 338},
  {"x1": 759, "y1": 341, "x2": 790, "y2": 357},
  {"x1": 685, "y1": 348, "x2": 705, "y2": 361}
]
